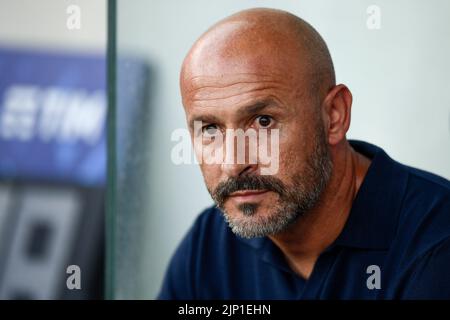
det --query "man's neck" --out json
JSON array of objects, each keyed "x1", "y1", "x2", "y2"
[{"x1": 268, "y1": 141, "x2": 371, "y2": 280}]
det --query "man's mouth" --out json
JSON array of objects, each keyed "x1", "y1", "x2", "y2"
[{"x1": 228, "y1": 189, "x2": 269, "y2": 202}]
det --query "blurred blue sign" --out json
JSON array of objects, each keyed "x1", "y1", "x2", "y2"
[{"x1": 0, "y1": 48, "x2": 106, "y2": 186}]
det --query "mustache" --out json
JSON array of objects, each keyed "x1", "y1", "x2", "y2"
[{"x1": 212, "y1": 175, "x2": 287, "y2": 207}]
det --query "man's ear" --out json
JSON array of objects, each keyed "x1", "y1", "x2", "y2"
[{"x1": 322, "y1": 84, "x2": 352, "y2": 146}]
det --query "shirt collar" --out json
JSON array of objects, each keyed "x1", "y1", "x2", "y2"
[
  {"x1": 331, "y1": 140, "x2": 408, "y2": 250},
  {"x1": 236, "y1": 140, "x2": 409, "y2": 251}
]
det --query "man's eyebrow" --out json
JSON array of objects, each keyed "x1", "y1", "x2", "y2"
[
  {"x1": 188, "y1": 114, "x2": 221, "y2": 130},
  {"x1": 240, "y1": 99, "x2": 278, "y2": 115}
]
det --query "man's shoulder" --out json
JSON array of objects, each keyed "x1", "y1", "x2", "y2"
[
  {"x1": 388, "y1": 165, "x2": 450, "y2": 298},
  {"x1": 405, "y1": 164, "x2": 450, "y2": 194},
  {"x1": 400, "y1": 163, "x2": 450, "y2": 215},
  {"x1": 394, "y1": 163, "x2": 450, "y2": 257}
]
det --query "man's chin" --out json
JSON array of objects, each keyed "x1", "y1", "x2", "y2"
[
  {"x1": 222, "y1": 202, "x2": 266, "y2": 219},
  {"x1": 222, "y1": 212, "x2": 281, "y2": 239},
  {"x1": 220, "y1": 203, "x2": 302, "y2": 239}
]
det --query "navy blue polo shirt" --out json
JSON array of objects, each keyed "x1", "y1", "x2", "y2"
[{"x1": 158, "y1": 140, "x2": 450, "y2": 299}]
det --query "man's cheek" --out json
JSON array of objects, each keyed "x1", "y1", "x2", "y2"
[{"x1": 201, "y1": 165, "x2": 220, "y2": 192}]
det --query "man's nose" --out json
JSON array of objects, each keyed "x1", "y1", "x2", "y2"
[
  {"x1": 221, "y1": 161, "x2": 257, "y2": 177},
  {"x1": 220, "y1": 130, "x2": 259, "y2": 177}
]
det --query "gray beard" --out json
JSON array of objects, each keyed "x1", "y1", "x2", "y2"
[{"x1": 221, "y1": 200, "x2": 301, "y2": 238}]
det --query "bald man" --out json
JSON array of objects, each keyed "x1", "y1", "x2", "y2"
[{"x1": 158, "y1": 8, "x2": 450, "y2": 299}]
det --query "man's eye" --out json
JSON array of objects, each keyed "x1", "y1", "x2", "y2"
[
  {"x1": 202, "y1": 124, "x2": 218, "y2": 136},
  {"x1": 256, "y1": 115, "x2": 273, "y2": 128}
]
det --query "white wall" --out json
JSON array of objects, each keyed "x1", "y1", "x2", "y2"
[{"x1": 116, "y1": 0, "x2": 450, "y2": 299}]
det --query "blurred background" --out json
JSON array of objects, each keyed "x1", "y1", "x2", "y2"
[
  {"x1": 0, "y1": 0, "x2": 106, "y2": 299},
  {"x1": 0, "y1": 0, "x2": 449, "y2": 301},
  {"x1": 114, "y1": 0, "x2": 450, "y2": 300}
]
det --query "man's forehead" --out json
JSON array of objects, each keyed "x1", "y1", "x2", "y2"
[
  {"x1": 182, "y1": 72, "x2": 297, "y2": 113},
  {"x1": 185, "y1": 73, "x2": 286, "y2": 91},
  {"x1": 182, "y1": 48, "x2": 294, "y2": 88},
  {"x1": 180, "y1": 47, "x2": 304, "y2": 101}
]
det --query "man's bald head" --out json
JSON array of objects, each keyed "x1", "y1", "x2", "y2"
[{"x1": 181, "y1": 8, "x2": 335, "y2": 102}]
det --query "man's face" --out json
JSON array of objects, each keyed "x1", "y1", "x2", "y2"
[{"x1": 182, "y1": 71, "x2": 333, "y2": 238}]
